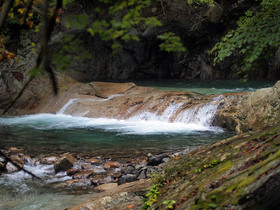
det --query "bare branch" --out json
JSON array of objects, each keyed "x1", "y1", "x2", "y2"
[{"x1": 0, "y1": 150, "x2": 41, "y2": 180}]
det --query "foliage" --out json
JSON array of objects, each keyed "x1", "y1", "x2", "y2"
[
  {"x1": 211, "y1": 0, "x2": 280, "y2": 76},
  {"x1": 187, "y1": 0, "x2": 214, "y2": 6},
  {"x1": 157, "y1": 32, "x2": 186, "y2": 52},
  {"x1": 1, "y1": 0, "x2": 185, "y2": 66},
  {"x1": 194, "y1": 159, "x2": 220, "y2": 173},
  {"x1": 162, "y1": 200, "x2": 176, "y2": 209},
  {"x1": 143, "y1": 183, "x2": 162, "y2": 209}
]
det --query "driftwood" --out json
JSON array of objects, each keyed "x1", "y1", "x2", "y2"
[{"x1": 0, "y1": 150, "x2": 41, "y2": 180}]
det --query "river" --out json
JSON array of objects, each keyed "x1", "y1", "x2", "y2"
[{"x1": 0, "y1": 79, "x2": 276, "y2": 209}]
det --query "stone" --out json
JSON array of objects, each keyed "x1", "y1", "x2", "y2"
[
  {"x1": 6, "y1": 162, "x2": 19, "y2": 173},
  {"x1": 147, "y1": 153, "x2": 169, "y2": 166},
  {"x1": 103, "y1": 161, "x2": 121, "y2": 169},
  {"x1": 121, "y1": 165, "x2": 135, "y2": 175},
  {"x1": 73, "y1": 170, "x2": 93, "y2": 179},
  {"x1": 86, "y1": 158, "x2": 100, "y2": 164},
  {"x1": 93, "y1": 167, "x2": 106, "y2": 174},
  {"x1": 10, "y1": 157, "x2": 24, "y2": 167},
  {"x1": 60, "y1": 179, "x2": 91, "y2": 187},
  {"x1": 117, "y1": 174, "x2": 137, "y2": 185},
  {"x1": 108, "y1": 171, "x2": 122, "y2": 178},
  {"x1": 90, "y1": 82, "x2": 136, "y2": 98},
  {"x1": 137, "y1": 170, "x2": 146, "y2": 180},
  {"x1": 40, "y1": 156, "x2": 58, "y2": 165},
  {"x1": 81, "y1": 164, "x2": 92, "y2": 170},
  {"x1": 0, "y1": 156, "x2": 5, "y2": 163},
  {"x1": 147, "y1": 153, "x2": 153, "y2": 157},
  {"x1": 68, "y1": 180, "x2": 151, "y2": 209},
  {"x1": 102, "y1": 176, "x2": 114, "y2": 184},
  {"x1": 8, "y1": 147, "x2": 19, "y2": 154},
  {"x1": 54, "y1": 154, "x2": 76, "y2": 173},
  {"x1": 95, "y1": 183, "x2": 118, "y2": 192},
  {"x1": 21, "y1": 155, "x2": 32, "y2": 164},
  {"x1": 66, "y1": 168, "x2": 82, "y2": 176}
]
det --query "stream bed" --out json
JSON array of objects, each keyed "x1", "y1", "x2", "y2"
[{"x1": 0, "y1": 79, "x2": 276, "y2": 209}]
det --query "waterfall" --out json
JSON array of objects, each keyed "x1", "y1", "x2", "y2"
[
  {"x1": 175, "y1": 95, "x2": 223, "y2": 126},
  {"x1": 128, "y1": 96, "x2": 223, "y2": 127},
  {"x1": 128, "y1": 103, "x2": 184, "y2": 122}
]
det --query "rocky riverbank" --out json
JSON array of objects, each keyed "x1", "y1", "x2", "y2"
[
  {"x1": 0, "y1": 146, "x2": 193, "y2": 209},
  {"x1": 1, "y1": 122, "x2": 280, "y2": 209},
  {"x1": 2, "y1": 74, "x2": 279, "y2": 134}
]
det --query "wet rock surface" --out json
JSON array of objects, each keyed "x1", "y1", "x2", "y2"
[
  {"x1": 54, "y1": 154, "x2": 77, "y2": 172},
  {"x1": 1, "y1": 122, "x2": 280, "y2": 209},
  {"x1": 0, "y1": 147, "x2": 179, "y2": 196},
  {"x1": 148, "y1": 124, "x2": 280, "y2": 209},
  {"x1": 34, "y1": 80, "x2": 250, "y2": 133}
]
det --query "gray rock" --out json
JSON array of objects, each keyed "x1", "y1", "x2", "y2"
[
  {"x1": 6, "y1": 162, "x2": 19, "y2": 173},
  {"x1": 121, "y1": 165, "x2": 135, "y2": 175},
  {"x1": 54, "y1": 154, "x2": 76, "y2": 173},
  {"x1": 137, "y1": 170, "x2": 146, "y2": 180},
  {"x1": 147, "y1": 153, "x2": 169, "y2": 166},
  {"x1": 117, "y1": 174, "x2": 137, "y2": 185}
]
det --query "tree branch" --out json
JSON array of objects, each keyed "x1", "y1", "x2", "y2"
[{"x1": 0, "y1": 150, "x2": 41, "y2": 180}]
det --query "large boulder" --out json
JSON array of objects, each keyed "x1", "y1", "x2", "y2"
[
  {"x1": 241, "y1": 81, "x2": 280, "y2": 131},
  {"x1": 54, "y1": 154, "x2": 77, "y2": 173}
]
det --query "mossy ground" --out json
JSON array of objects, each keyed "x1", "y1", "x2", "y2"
[{"x1": 146, "y1": 124, "x2": 280, "y2": 209}]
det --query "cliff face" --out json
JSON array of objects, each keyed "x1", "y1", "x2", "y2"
[{"x1": 1, "y1": 0, "x2": 279, "y2": 87}]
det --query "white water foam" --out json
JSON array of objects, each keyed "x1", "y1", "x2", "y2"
[
  {"x1": 175, "y1": 96, "x2": 223, "y2": 126},
  {"x1": 0, "y1": 162, "x2": 71, "y2": 194},
  {"x1": 0, "y1": 96, "x2": 224, "y2": 134}
]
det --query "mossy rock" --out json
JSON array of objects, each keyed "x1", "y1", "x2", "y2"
[{"x1": 145, "y1": 124, "x2": 280, "y2": 209}]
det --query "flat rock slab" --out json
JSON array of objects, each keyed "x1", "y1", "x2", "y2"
[{"x1": 67, "y1": 179, "x2": 151, "y2": 210}]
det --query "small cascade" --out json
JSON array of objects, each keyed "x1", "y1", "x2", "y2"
[
  {"x1": 175, "y1": 95, "x2": 224, "y2": 126},
  {"x1": 57, "y1": 98, "x2": 78, "y2": 114},
  {"x1": 128, "y1": 96, "x2": 223, "y2": 128},
  {"x1": 128, "y1": 103, "x2": 184, "y2": 122}
]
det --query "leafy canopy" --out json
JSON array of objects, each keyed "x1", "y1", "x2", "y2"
[
  {"x1": 0, "y1": 0, "x2": 186, "y2": 67},
  {"x1": 211, "y1": 0, "x2": 280, "y2": 76}
]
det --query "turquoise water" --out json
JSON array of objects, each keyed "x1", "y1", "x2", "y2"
[
  {"x1": 0, "y1": 114, "x2": 230, "y2": 157},
  {"x1": 0, "y1": 79, "x2": 276, "y2": 157},
  {"x1": 0, "y1": 79, "x2": 276, "y2": 209},
  {"x1": 134, "y1": 79, "x2": 276, "y2": 95}
]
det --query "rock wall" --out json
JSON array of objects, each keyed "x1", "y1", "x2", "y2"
[{"x1": 1, "y1": 0, "x2": 278, "y2": 85}]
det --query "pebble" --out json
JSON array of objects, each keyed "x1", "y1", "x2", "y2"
[
  {"x1": 103, "y1": 161, "x2": 121, "y2": 169},
  {"x1": 73, "y1": 170, "x2": 93, "y2": 179},
  {"x1": 87, "y1": 158, "x2": 100, "y2": 164}
]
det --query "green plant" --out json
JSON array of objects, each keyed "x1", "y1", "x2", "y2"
[
  {"x1": 195, "y1": 168, "x2": 202, "y2": 173},
  {"x1": 143, "y1": 183, "x2": 162, "y2": 209},
  {"x1": 211, "y1": 0, "x2": 280, "y2": 76},
  {"x1": 210, "y1": 195, "x2": 217, "y2": 202},
  {"x1": 195, "y1": 159, "x2": 220, "y2": 173},
  {"x1": 208, "y1": 203, "x2": 218, "y2": 209},
  {"x1": 163, "y1": 200, "x2": 176, "y2": 209}
]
